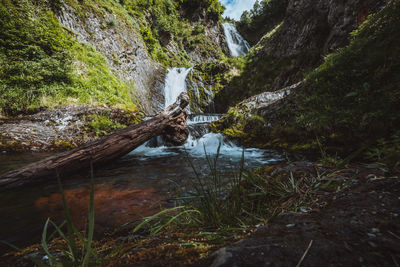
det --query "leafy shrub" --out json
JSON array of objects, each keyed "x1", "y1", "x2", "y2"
[{"x1": 0, "y1": 2, "x2": 74, "y2": 115}]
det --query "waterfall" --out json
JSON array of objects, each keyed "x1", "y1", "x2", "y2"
[
  {"x1": 222, "y1": 22, "x2": 250, "y2": 57},
  {"x1": 164, "y1": 67, "x2": 192, "y2": 108}
]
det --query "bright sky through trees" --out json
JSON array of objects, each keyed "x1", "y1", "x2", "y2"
[{"x1": 221, "y1": 0, "x2": 257, "y2": 20}]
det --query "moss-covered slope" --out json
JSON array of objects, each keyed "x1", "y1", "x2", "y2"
[
  {"x1": 213, "y1": 0, "x2": 400, "y2": 170},
  {"x1": 214, "y1": 0, "x2": 386, "y2": 112}
]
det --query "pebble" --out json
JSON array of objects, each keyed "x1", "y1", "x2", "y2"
[
  {"x1": 394, "y1": 213, "x2": 399, "y2": 217},
  {"x1": 367, "y1": 233, "x2": 376, "y2": 238},
  {"x1": 286, "y1": 224, "x2": 296, "y2": 228},
  {"x1": 371, "y1": 228, "x2": 380, "y2": 233},
  {"x1": 371, "y1": 211, "x2": 377, "y2": 215},
  {"x1": 332, "y1": 196, "x2": 337, "y2": 200}
]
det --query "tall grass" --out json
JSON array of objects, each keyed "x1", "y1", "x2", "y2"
[
  {"x1": 2, "y1": 164, "x2": 97, "y2": 266},
  {"x1": 131, "y1": 146, "x2": 257, "y2": 235},
  {"x1": 132, "y1": 145, "x2": 348, "y2": 237}
]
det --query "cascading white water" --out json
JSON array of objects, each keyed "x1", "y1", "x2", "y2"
[
  {"x1": 164, "y1": 67, "x2": 192, "y2": 108},
  {"x1": 131, "y1": 65, "x2": 280, "y2": 164},
  {"x1": 222, "y1": 22, "x2": 250, "y2": 57},
  {"x1": 187, "y1": 114, "x2": 224, "y2": 125}
]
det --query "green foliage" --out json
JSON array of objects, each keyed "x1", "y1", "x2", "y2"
[
  {"x1": 122, "y1": 0, "x2": 225, "y2": 67},
  {"x1": 237, "y1": 0, "x2": 288, "y2": 44},
  {"x1": 178, "y1": 0, "x2": 225, "y2": 21},
  {"x1": 297, "y1": 1, "x2": 400, "y2": 148},
  {"x1": 0, "y1": 1, "x2": 74, "y2": 115},
  {"x1": 214, "y1": 52, "x2": 298, "y2": 111},
  {"x1": 2, "y1": 167, "x2": 97, "y2": 266},
  {"x1": 38, "y1": 170, "x2": 96, "y2": 266},
  {"x1": 366, "y1": 132, "x2": 400, "y2": 174},
  {"x1": 0, "y1": 0, "x2": 136, "y2": 115},
  {"x1": 133, "y1": 146, "x2": 252, "y2": 231},
  {"x1": 69, "y1": 42, "x2": 135, "y2": 109},
  {"x1": 85, "y1": 113, "x2": 126, "y2": 136},
  {"x1": 133, "y1": 148, "x2": 348, "y2": 235}
]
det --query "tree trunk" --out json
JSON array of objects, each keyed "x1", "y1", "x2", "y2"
[{"x1": 0, "y1": 93, "x2": 189, "y2": 191}]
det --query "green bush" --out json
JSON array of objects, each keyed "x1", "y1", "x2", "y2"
[{"x1": 0, "y1": 2, "x2": 74, "y2": 115}]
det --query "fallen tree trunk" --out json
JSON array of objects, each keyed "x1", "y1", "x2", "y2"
[{"x1": 0, "y1": 93, "x2": 189, "y2": 190}]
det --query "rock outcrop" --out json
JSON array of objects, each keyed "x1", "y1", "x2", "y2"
[
  {"x1": 259, "y1": 0, "x2": 387, "y2": 89},
  {"x1": 215, "y1": 0, "x2": 387, "y2": 111},
  {"x1": 57, "y1": 4, "x2": 165, "y2": 115}
]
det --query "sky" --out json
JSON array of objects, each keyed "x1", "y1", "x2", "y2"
[{"x1": 220, "y1": 0, "x2": 257, "y2": 20}]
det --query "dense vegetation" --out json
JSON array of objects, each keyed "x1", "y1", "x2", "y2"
[
  {"x1": 297, "y1": 1, "x2": 400, "y2": 169},
  {"x1": 121, "y1": 0, "x2": 225, "y2": 67},
  {"x1": 237, "y1": 0, "x2": 288, "y2": 45},
  {"x1": 0, "y1": 0, "x2": 136, "y2": 115},
  {"x1": 213, "y1": 0, "x2": 400, "y2": 172},
  {"x1": 0, "y1": 0, "x2": 227, "y2": 116}
]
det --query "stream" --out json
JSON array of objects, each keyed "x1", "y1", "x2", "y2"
[{"x1": 0, "y1": 22, "x2": 283, "y2": 252}]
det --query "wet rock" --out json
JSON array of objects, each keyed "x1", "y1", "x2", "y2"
[{"x1": 210, "y1": 248, "x2": 233, "y2": 267}]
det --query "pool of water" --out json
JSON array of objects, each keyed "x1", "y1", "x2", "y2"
[{"x1": 0, "y1": 121, "x2": 283, "y2": 253}]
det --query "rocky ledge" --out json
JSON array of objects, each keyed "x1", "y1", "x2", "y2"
[
  {"x1": 0, "y1": 106, "x2": 142, "y2": 152},
  {"x1": 201, "y1": 164, "x2": 400, "y2": 267}
]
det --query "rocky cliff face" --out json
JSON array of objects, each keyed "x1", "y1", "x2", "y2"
[
  {"x1": 215, "y1": 0, "x2": 387, "y2": 111},
  {"x1": 186, "y1": 23, "x2": 229, "y2": 65},
  {"x1": 261, "y1": 0, "x2": 387, "y2": 85},
  {"x1": 214, "y1": 0, "x2": 399, "y2": 158},
  {"x1": 55, "y1": 2, "x2": 229, "y2": 115},
  {"x1": 57, "y1": 4, "x2": 165, "y2": 115}
]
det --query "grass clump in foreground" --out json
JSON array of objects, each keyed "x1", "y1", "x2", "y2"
[
  {"x1": 2, "y1": 165, "x2": 97, "y2": 266},
  {"x1": 115, "y1": 148, "x2": 351, "y2": 263}
]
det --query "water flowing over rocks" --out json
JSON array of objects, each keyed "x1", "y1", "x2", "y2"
[{"x1": 222, "y1": 23, "x2": 250, "y2": 57}]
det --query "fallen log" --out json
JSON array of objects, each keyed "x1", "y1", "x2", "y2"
[{"x1": 0, "y1": 93, "x2": 189, "y2": 190}]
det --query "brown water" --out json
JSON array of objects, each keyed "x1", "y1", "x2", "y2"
[{"x1": 0, "y1": 134, "x2": 282, "y2": 253}]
